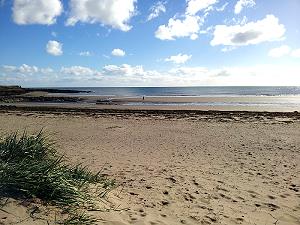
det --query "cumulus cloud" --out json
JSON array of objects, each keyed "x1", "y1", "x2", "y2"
[
  {"x1": 40, "y1": 68, "x2": 55, "y2": 73},
  {"x1": 2, "y1": 65, "x2": 17, "y2": 72},
  {"x1": 79, "y1": 51, "x2": 92, "y2": 56},
  {"x1": 268, "y1": 46, "x2": 300, "y2": 58},
  {"x1": 268, "y1": 45, "x2": 291, "y2": 58},
  {"x1": 0, "y1": 64, "x2": 55, "y2": 86},
  {"x1": 100, "y1": 64, "x2": 300, "y2": 86},
  {"x1": 0, "y1": 64, "x2": 99, "y2": 86},
  {"x1": 66, "y1": 0, "x2": 136, "y2": 31},
  {"x1": 103, "y1": 64, "x2": 145, "y2": 76},
  {"x1": 234, "y1": 0, "x2": 255, "y2": 14},
  {"x1": 155, "y1": 15, "x2": 201, "y2": 40},
  {"x1": 2, "y1": 64, "x2": 53, "y2": 74},
  {"x1": 165, "y1": 54, "x2": 192, "y2": 64},
  {"x1": 147, "y1": 1, "x2": 166, "y2": 21},
  {"x1": 186, "y1": 0, "x2": 218, "y2": 15},
  {"x1": 2, "y1": 64, "x2": 300, "y2": 86},
  {"x1": 211, "y1": 15, "x2": 285, "y2": 47},
  {"x1": 2, "y1": 64, "x2": 37, "y2": 74},
  {"x1": 155, "y1": 0, "x2": 216, "y2": 41},
  {"x1": 111, "y1": 48, "x2": 126, "y2": 57},
  {"x1": 13, "y1": 0, "x2": 63, "y2": 25},
  {"x1": 168, "y1": 66, "x2": 208, "y2": 76},
  {"x1": 61, "y1": 66, "x2": 101, "y2": 76},
  {"x1": 46, "y1": 40, "x2": 63, "y2": 56}
]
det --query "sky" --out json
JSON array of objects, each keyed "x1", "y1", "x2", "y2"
[{"x1": 0, "y1": 0, "x2": 300, "y2": 87}]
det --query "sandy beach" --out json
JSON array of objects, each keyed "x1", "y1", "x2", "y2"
[
  {"x1": 0, "y1": 108, "x2": 299, "y2": 225},
  {"x1": 1, "y1": 0, "x2": 300, "y2": 222}
]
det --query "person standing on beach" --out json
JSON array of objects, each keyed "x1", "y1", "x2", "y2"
[{"x1": 143, "y1": 96, "x2": 145, "y2": 101}]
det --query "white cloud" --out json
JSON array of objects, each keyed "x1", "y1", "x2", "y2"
[
  {"x1": 221, "y1": 46, "x2": 237, "y2": 52},
  {"x1": 267, "y1": 46, "x2": 300, "y2": 58},
  {"x1": 66, "y1": 0, "x2": 136, "y2": 31},
  {"x1": 155, "y1": 0, "x2": 216, "y2": 41},
  {"x1": 147, "y1": 1, "x2": 166, "y2": 21},
  {"x1": 2, "y1": 64, "x2": 300, "y2": 86},
  {"x1": 268, "y1": 45, "x2": 291, "y2": 58},
  {"x1": 165, "y1": 54, "x2": 192, "y2": 64},
  {"x1": 99, "y1": 64, "x2": 300, "y2": 86},
  {"x1": 168, "y1": 66, "x2": 208, "y2": 76},
  {"x1": 79, "y1": 51, "x2": 92, "y2": 56},
  {"x1": 111, "y1": 48, "x2": 126, "y2": 57},
  {"x1": 234, "y1": 0, "x2": 255, "y2": 14},
  {"x1": 167, "y1": 65, "x2": 300, "y2": 86},
  {"x1": 2, "y1": 64, "x2": 52, "y2": 74},
  {"x1": 190, "y1": 33, "x2": 199, "y2": 40},
  {"x1": 18, "y1": 64, "x2": 38, "y2": 73},
  {"x1": 186, "y1": 0, "x2": 218, "y2": 15},
  {"x1": 40, "y1": 68, "x2": 54, "y2": 73},
  {"x1": 2, "y1": 65, "x2": 17, "y2": 72},
  {"x1": 155, "y1": 15, "x2": 201, "y2": 40},
  {"x1": 61, "y1": 66, "x2": 101, "y2": 76},
  {"x1": 13, "y1": 0, "x2": 63, "y2": 25},
  {"x1": 46, "y1": 40, "x2": 63, "y2": 56},
  {"x1": 211, "y1": 15, "x2": 285, "y2": 47},
  {"x1": 291, "y1": 49, "x2": 300, "y2": 58},
  {"x1": 103, "y1": 64, "x2": 145, "y2": 76}
]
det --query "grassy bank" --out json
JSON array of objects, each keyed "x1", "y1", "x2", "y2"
[{"x1": 0, "y1": 131, "x2": 115, "y2": 224}]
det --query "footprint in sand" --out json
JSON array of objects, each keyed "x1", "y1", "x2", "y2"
[{"x1": 264, "y1": 203, "x2": 280, "y2": 211}]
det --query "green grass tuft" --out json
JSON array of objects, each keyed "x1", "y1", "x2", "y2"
[{"x1": 0, "y1": 131, "x2": 115, "y2": 224}]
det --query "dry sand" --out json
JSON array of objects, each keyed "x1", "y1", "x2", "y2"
[{"x1": 0, "y1": 110, "x2": 299, "y2": 225}]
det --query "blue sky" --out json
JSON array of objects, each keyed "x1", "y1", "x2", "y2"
[{"x1": 0, "y1": 0, "x2": 300, "y2": 87}]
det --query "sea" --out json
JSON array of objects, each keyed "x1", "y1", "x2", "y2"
[{"x1": 57, "y1": 86, "x2": 300, "y2": 97}]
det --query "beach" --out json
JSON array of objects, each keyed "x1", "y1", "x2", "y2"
[
  {"x1": 1, "y1": 0, "x2": 299, "y2": 222},
  {"x1": 0, "y1": 108, "x2": 299, "y2": 225}
]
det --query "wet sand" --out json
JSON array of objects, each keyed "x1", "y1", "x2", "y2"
[
  {"x1": 68, "y1": 95, "x2": 300, "y2": 112},
  {"x1": 0, "y1": 109, "x2": 300, "y2": 225}
]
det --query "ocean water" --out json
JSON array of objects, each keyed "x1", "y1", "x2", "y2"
[{"x1": 57, "y1": 86, "x2": 300, "y2": 97}]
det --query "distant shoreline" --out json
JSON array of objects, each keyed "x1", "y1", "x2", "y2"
[{"x1": 0, "y1": 85, "x2": 91, "y2": 96}]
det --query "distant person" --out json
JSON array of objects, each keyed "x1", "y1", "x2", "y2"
[{"x1": 143, "y1": 96, "x2": 145, "y2": 101}]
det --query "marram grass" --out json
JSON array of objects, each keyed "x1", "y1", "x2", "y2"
[{"x1": 0, "y1": 131, "x2": 115, "y2": 224}]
